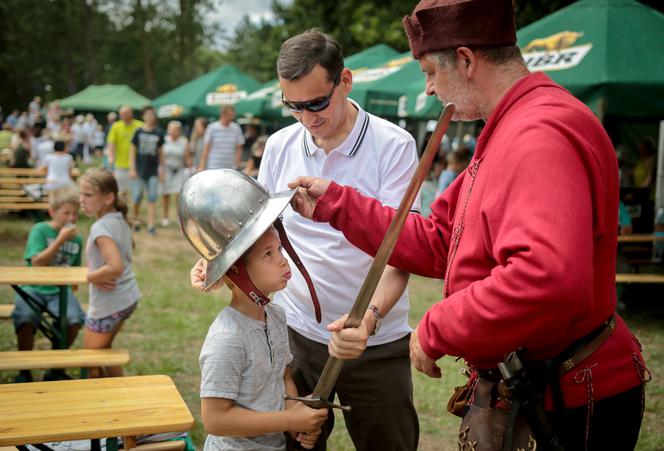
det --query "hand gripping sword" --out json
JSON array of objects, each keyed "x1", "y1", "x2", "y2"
[{"x1": 285, "y1": 103, "x2": 457, "y2": 412}]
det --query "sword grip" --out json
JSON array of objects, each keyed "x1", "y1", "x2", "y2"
[{"x1": 284, "y1": 395, "x2": 351, "y2": 411}]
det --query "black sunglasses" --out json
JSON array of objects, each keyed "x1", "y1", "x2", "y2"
[{"x1": 281, "y1": 73, "x2": 341, "y2": 113}]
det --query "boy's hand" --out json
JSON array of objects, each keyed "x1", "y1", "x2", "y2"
[
  {"x1": 190, "y1": 258, "x2": 224, "y2": 291},
  {"x1": 58, "y1": 223, "x2": 78, "y2": 242},
  {"x1": 286, "y1": 401, "x2": 328, "y2": 434},
  {"x1": 297, "y1": 430, "x2": 322, "y2": 449}
]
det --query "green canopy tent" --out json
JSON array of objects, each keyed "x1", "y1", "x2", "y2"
[
  {"x1": 235, "y1": 44, "x2": 400, "y2": 123},
  {"x1": 152, "y1": 64, "x2": 262, "y2": 119},
  {"x1": 349, "y1": 52, "x2": 441, "y2": 120},
  {"x1": 517, "y1": 0, "x2": 664, "y2": 119},
  {"x1": 59, "y1": 84, "x2": 151, "y2": 112},
  {"x1": 518, "y1": 0, "x2": 664, "y2": 225}
]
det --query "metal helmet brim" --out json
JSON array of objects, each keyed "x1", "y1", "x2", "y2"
[{"x1": 202, "y1": 188, "x2": 295, "y2": 291}]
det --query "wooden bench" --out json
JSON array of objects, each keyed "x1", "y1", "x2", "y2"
[
  {"x1": 0, "y1": 349, "x2": 130, "y2": 371},
  {"x1": 0, "y1": 167, "x2": 80, "y2": 178},
  {"x1": 0, "y1": 177, "x2": 48, "y2": 186},
  {"x1": 0, "y1": 303, "x2": 88, "y2": 319},
  {"x1": 616, "y1": 273, "x2": 664, "y2": 284},
  {"x1": 0, "y1": 196, "x2": 45, "y2": 203},
  {"x1": 0, "y1": 440, "x2": 185, "y2": 451},
  {"x1": 0, "y1": 189, "x2": 28, "y2": 196},
  {"x1": 0, "y1": 202, "x2": 49, "y2": 210},
  {"x1": 129, "y1": 441, "x2": 186, "y2": 451}
]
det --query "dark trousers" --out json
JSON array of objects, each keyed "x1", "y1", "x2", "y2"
[
  {"x1": 546, "y1": 384, "x2": 644, "y2": 451},
  {"x1": 287, "y1": 328, "x2": 419, "y2": 451}
]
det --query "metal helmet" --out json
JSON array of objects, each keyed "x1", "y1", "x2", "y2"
[{"x1": 178, "y1": 169, "x2": 295, "y2": 291}]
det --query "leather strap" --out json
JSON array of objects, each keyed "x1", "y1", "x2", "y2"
[
  {"x1": 225, "y1": 261, "x2": 271, "y2": 306},
  {"x1": 226, "y1": 219, "x2": 322, "y2": 324},
  {"x1": 557, "y1": 315, "x2": 615, "y2": 376},
  {"x1": 274, "y1": 219, "x2": 322, "y2": 323}
]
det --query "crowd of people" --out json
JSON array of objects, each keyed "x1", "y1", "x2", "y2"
[
  {"x1": 0, "y1": 100, "x2": 268, "y2": 235},
  {"x1": 1, "y1": 0, "x2": 656, "y2": 448}
]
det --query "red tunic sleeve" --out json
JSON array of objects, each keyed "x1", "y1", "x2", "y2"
[{"x1": 313, "y1": 174, "x2": 464, "y2": 279}]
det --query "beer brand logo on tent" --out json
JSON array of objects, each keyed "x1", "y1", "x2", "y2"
[
  {"x1": 521, "y1": 31, "x2": 592, "y2": 72},
  {"x1": 157, "y1": 104, "x2": 183, "y2": 118},
  {"x1": 206, "y1": 83, "x2": 248, "y2": 105}
]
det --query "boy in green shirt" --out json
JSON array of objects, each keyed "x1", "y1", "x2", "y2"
[{"x1": 12, "y1": 186, "x2": 86, "y2": 382}]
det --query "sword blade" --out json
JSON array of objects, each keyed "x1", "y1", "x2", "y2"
[{"x1": 311, "y1": 103, "x2": 457, "y2": 402}]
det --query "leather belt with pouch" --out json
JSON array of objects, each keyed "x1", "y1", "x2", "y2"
[{"x1": 448, "y1": 315, "x2": 615, "y2": 450}]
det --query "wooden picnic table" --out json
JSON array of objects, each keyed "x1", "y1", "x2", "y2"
[
  {"x1": 0, "y1": 267, "x2": 88, "y2": 349},
  {"x1": 0, "y1": 375, "x2": 194, "y2": 450}
]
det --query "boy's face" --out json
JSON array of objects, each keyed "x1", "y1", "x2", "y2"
[
  {"x1": 245, "y1": 228, "x2": 291, "y2": 294},
  {"x1": 49, "y1": 202, "x2": 78, "y2": 228}
]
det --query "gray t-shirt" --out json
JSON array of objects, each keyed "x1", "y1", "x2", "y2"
[
  {"x1": 200, "y1": 303, "x2": 292, "y2": 451},
  {"x1": 86, "y1": 212, "x2": 141, "y2": 319}
]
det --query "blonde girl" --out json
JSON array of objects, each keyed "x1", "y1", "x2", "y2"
[{"x1": 79, "y1": 168, "x2": 141, "y2": 377}]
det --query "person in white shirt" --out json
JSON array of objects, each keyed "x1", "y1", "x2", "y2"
[
  {"x1": 191, "y1": 30, "x2": 420, "y2": 451},
  {"x1": 198, "y1": 105, "x2": 244, "y2": 171},
  {"x1": 41, "y1": 140, "x2": 75, "y2": 191}
]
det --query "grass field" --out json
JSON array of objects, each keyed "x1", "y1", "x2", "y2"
[{"x1": 1, "y1": 207, "x2": 662, "y2": 450}]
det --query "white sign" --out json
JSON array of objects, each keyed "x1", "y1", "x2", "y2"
[
  {"x1": 205, "y1": 91, "x2": 248, "y2": 106},
  {"x1": 522, "y1": 44, "x2": 592, "y2": 72}
]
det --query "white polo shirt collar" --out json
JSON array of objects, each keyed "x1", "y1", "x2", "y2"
[{"x1": 302, "y1": 99, "x2": 370, "y2": 158}]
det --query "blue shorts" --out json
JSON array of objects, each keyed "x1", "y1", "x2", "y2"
[
  {"x1": 132, "y1": 175, "x2": 159, "y2": 204},
  {"x1": 12, "y1": 289, "x2": 86, "y2": 332},
  {"x1": 85, "y1": 303, "x2": 137, "y2": 334}
]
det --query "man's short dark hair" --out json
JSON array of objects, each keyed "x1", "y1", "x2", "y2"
[
  {"x1": 142, "y1": 105, "x2": 155, "y2": 115},
  {"x1": 277, "y1": 29, "x2": 344, "y2": 82},
  {"x1": 54, "y1": 140, "x2": 66, "y2": 152}
]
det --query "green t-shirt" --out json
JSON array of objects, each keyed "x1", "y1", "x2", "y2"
[{"x1": 23, "y1": 221, "x2": 83, "y2": 295}]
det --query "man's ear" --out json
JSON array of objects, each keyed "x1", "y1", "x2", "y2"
[
  {"x1": 229, "y1": 265, "x2": 239, "y2": 275},
  {"x1": 455, "y1": 46, "x2": 477, "y2": 79}
]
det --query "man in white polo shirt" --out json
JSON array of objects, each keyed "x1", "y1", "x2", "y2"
[
  {"x1": 261, "y1": 30, "x2": 419, "y2": 450},
  {"x1": 191, "y1": 30, "x2": 420, "y2": 450},
  {"x1": 198, "y1": 105, "x2": 244, "y2": 171}
]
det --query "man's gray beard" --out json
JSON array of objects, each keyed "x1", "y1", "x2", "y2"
[{"x1": 444, "y1": 69, "x2": 485, "y2": 122}]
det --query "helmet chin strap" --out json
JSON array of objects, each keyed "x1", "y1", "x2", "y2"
[
  {"x1": 224, "y1": 218, "x2": 323, "y2": 323},
  {"x1": 225, "y1": 261, "x2": 271, "y2": 307}
]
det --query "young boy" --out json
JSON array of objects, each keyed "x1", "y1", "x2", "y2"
[
  {"x1": 12, "y1": 186, "x2": 86, "y2": 382},
  {"x1": 191, "y1": 227, "x2": 327, "y2": 450},
  {"x1": 184, "y1": 170, "x2": 327, "y2": 450}
]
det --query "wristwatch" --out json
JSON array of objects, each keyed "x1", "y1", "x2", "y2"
[{"x1": 367, "y1": 304, "x2": 383, "y2": 336}]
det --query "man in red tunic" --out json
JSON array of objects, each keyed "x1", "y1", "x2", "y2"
[{"x1": 288, "y1": 0, "x2": 649, "y2": 449}]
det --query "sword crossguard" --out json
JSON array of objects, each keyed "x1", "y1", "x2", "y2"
[{"x1": 284, "y1": 395, "x2": 351, "y2": 411}]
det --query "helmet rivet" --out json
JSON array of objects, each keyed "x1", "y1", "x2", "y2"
[
  {"x1": 238, "y1": 221, "x2": 243, "y2": 227},
  {"x1": 226, "y1": 234, "x2": 231, "y2": 239},
  {"x1": 216, "y1": 244, "x2": 222, "y2": 249},
  {"x1": 249, "y1": 209, "x2": 254, "y2": 215},
  {"x1": 258, "y1": 199, "x2": 263, "y2": 204},
  {"x1": 207, "y1": 252, "x2": 214, "y2": 257}
]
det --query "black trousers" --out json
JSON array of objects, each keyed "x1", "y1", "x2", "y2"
[
  {"x1": 286, "y1": 328, "x2": 419, "y2": 451},
  {"x1": 546, "y1": 384, "x2": 644, "y2": 451}
]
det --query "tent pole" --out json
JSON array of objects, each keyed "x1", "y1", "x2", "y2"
[{"x1": 655, "y1": 120, "x2": 664, "y2": 225}]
